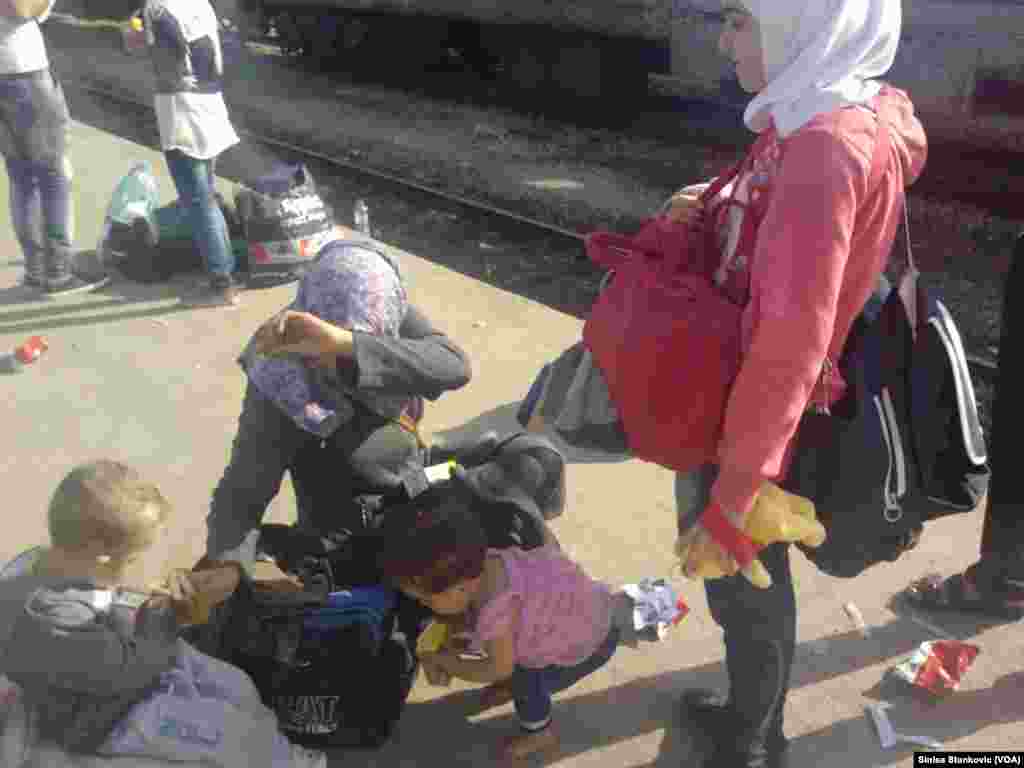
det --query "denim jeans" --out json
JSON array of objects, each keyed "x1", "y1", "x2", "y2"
[
  {"x1": 676, "y1": 466, "x2": 795, "y2": 764},
  {"x1": 0, "y1": 69, "x2": 74, "y2": 282},
  {"x1": 511, "y1": 626, "x2": 620, "y2": 730},
  {"x1": 164, "y1": 148, "x2": 234, "y2": 282}
]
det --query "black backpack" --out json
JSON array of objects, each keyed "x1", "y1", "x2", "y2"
[
  {"x1": 783, "y1": 254, "x2": 989, "y2": 578},
  {"x1": 189, "y1": 431, "x2": 566, "y2": 750},
  {"x1": 235, "y1": 163, "x2": 338, "y2": 281}
]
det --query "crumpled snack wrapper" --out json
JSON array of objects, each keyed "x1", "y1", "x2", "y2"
[
  {"x1": 892, "y1": 640, "x2": 981, "y2": 695},
  {"x1": 617, "y1": 578, "x2": 689, "y2": 646}
]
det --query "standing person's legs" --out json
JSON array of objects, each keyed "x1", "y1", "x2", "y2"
[
  {"x1": 3, "y1": 155, "x2": 44, "y2": 286},
  {"x1": 0, "y1": 70, "x2": 96, "y2": 294},
  {"x1": 26, "y1": 71, "x2": 98, "y2": 295},
  {"x1": 164, "y1": 148, "x2": 238, "y2": 307},
  {"x1": 675, "y1": 466, "x2": 795, "y2": 768},
  {"x1": 905, "y1": 233, "x2": 1024, "y2": 620},
  {"x1": 978, "y1": 233, "x2": 1024, "y2": 584}
]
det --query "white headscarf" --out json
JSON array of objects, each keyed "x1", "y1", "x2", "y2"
[{"x1": 740, "y1": 0, "x2": 902, "y2": 137}]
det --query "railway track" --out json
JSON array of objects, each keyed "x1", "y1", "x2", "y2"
[{"x1": 65, "y1": 78, "x2": 1002, "y2": 381}]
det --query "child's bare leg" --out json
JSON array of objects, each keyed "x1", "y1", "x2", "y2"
[{"x1": 503, "y1": 724, "x2": 559, "y2": 760}]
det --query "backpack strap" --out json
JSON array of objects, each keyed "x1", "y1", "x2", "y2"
[{"x1": 809, "y1": 96, "x2": 900, "y2": 413}]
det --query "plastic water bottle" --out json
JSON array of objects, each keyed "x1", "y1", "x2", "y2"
[
  {"x1": 0, "y1": 336, "x2": 48, "y2": 374},
  {"x1": 353, "y1": 199, "x2": 370, "y2": 236}
]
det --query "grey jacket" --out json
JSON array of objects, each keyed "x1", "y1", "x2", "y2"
[
  {"x1": 0, "y1": 556, "x2": 179, "y2": 753},
  {"x1": 207, "y1": 304, "x2": 472, "y2": 564}
]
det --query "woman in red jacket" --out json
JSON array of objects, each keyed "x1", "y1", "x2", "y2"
[{"x1": 670, "y1": 1, "x2": 927, "y2": 765}]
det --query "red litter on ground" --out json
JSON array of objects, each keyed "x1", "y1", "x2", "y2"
[
  {"x1": 891, "y1": 640, "x2": 981, "y2": 695},
  {"x1": 1, "y1": 336, "x2": 48, "y2": 373},
  {"x1": 673, "y1": 597, "x2": 690, "y2": 624},
  {"x1": 15, "y1": 336, "x2": 48, "y2": 364}
]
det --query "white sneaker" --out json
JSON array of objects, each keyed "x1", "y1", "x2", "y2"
[{"x1": 289, "y1": 744, "x2": 328, "y2": 768}]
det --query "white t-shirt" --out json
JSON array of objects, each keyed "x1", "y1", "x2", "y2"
[
  {"x1": 0, "y1": 0, "x2": 56, "y2": 75},
  {"x1": 153, "y1": 90, "x2": 239, "y2": 159},
  {"x1": 145, "y1": 0, "x2": 239, "y2": 159}
]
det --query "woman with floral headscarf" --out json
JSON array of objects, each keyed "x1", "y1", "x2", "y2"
[
  {"x1": 199, "y1": 239, "x2": 471, "y2": 569},
  {"x1": 661, "y1": 1, "x2": 927, "y2": 765}
]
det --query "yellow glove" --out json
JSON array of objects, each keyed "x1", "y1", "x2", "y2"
[
  {"x1": 676, "y1": 482, "x2": 826, "y2": 589},
  {"x1": 416, "y1": 620, "x2": 450, "y2": 655},
  {"x1": 416, "y1": 621, "x2": 453, "y2": 686}
]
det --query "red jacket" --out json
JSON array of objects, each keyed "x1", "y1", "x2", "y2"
[{"x1": 710, "y1": 86, "x2": 928, "y2": 518}]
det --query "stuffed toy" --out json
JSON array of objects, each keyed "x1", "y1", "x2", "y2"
[{"x1": 676, "y1": 482, "x2": 826, "y2": 588}]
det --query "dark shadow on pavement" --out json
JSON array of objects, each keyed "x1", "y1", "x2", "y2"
[
  {"x1": 781, "y1": 670, "x2": 1024, "y2": 768},
  {"x1": 327, "y1": 610, "x2": 997, "y2": 767},
  {"x1": 0, "y1": 266, "x2": 196, "y2": 334}
]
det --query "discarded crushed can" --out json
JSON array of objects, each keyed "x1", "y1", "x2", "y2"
[
  {"x1": 0, "y1": 336, "x2": 48, "y2": 373},
  {"x1": 891, "y1": 640, "x2": 980, "y2": 695}
]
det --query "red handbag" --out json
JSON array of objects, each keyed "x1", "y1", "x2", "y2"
[{"x1": 582, "y1": 162, "x2": 755, "y2": 474}]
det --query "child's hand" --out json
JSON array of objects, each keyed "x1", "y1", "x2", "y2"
[
  {"x1": 661, "y1": 191, "x2": 704, "y2": 225},
  {"x1": 151, "y1": 565, "x2": 241, "y2": 625},
  {"x1": 161, "y1": 569, "x2": 198, "y2": 604},
  {"x1": 251, "y1": 310, "x2": 355, "y2": 366},
  {"x1": 419, "y1": 652, "x2": 453, "y2": 687}
]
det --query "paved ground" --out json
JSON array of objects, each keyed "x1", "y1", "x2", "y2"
[{"x1": 1, "y1": 120, "x2": 1021, "y2": 767}]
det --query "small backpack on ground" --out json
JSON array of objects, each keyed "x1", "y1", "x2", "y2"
[
  {"x1": 234, "y1": 163, "x2": 341, "y2": 284},
  {"x1": 189, "y1": 431, "x2": 566, "y2": 750}
]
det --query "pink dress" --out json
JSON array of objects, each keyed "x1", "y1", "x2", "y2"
[{"x1": 472, "y1": 547, "x2": 614, "y2": 670}]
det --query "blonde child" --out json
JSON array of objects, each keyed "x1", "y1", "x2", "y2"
[{"x1": 0, "y1": 460, "x2": 326, "y2": 767}]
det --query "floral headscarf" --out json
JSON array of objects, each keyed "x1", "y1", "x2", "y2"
[{"x1": 243, "y1": 241, "x2": 409, "y2": 437}]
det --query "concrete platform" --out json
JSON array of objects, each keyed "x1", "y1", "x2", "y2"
[{"x1": 1, "y1": 120, "x2": 1021, "y2": 767}]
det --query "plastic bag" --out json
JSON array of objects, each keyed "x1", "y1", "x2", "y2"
[
  {"x1": 891, "y1": 640, "x2": 981, "y2": 695},
  {"x1": 97, "y1": 161, "x2": 160, "y2": 265}
]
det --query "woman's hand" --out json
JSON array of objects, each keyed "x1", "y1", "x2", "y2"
[
  {"x1": 661, "y1": 190, "x2": 705, "y2": 225},
  {"x1": 251, "y1": 310, "x2": 355, "y2": 367}
]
